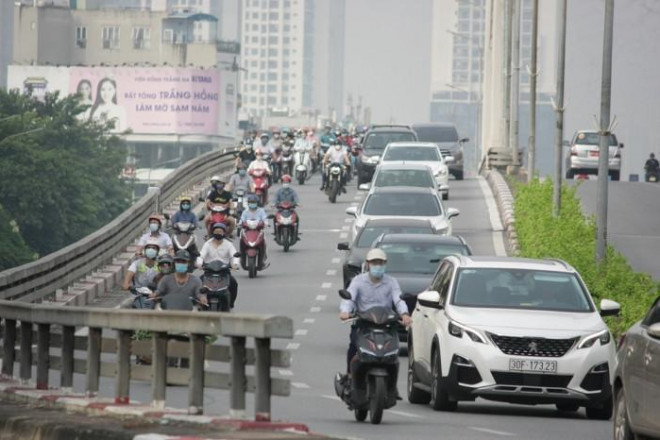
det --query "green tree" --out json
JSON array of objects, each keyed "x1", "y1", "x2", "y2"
[
  {"x1": 0, "y1": 89, "x2": 131, "y2": 258},
  {"x1": 0, "y1": 203, "x2": 35, "y2": 270}
]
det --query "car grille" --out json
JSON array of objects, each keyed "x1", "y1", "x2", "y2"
[
  {"x1": 492, "y1": 372, "x2": 572, "y2": 388},
  {"x1": 489, "y1": 334, "x2": 577, "y2": 358}
]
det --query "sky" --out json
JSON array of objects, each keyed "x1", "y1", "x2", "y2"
[{"x1": 343, "y1": 0, "x2": 433, "y2": 125}]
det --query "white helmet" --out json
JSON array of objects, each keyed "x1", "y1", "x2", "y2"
[
  {"x1": 365, "y1": 248, "x2": 387, "y2": 262},
  {"x1": 210, "y1": 175, "x2": 222, "y2": 183}
]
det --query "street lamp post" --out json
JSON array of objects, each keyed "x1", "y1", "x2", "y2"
[{"x1": 553, "y1": 0, "x2": 568, "y2": 218}]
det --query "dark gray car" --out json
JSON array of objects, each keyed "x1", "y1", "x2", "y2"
[
  {"x1": 613, "y1": 295, "x2": 660, "y2": 439},
  {"x1": 411, "y1": 123, "x2": 469, "y2": 180}
]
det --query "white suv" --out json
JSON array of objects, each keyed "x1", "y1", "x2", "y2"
[{"x1": 407, "y1": 255, "x2": 620, "y2": 419}]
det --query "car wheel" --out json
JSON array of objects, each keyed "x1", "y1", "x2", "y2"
[
  {"x1": 407, "y1": 341, "x2": 431, "y2": 405},
  {"x1": 556, "y1": 403, "x2": 580, "y2": 413},
  {"x1": 613, "y1": 387, "x2": 635, "y2": 440},
  {"x1": 442, "y1": 192, "x2": 449, "y2": 201},
  {"x1": 454, "y1": 170, "x2": 464, "y2": 181},
  {"x1": 586, "y1": 396, "x2": 612, "y2": 420},
  {"x1": 430, "y1": 348, "x2": 456, "y2": 411}
]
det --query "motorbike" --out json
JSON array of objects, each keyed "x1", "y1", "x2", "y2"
[
  {"x1": 239, "y1": 219, "x2": 267, "y2": 278},
  {"x1": 271, "y1": 201, "x2": 298, "y2": 252},
  {"x1": 249, "y1": 168, "x2": 270, "y2": 206},
  {"x1": 334, "y1": 290, "x2": 401, "y2": 425},
  {"x1": 270, "y1": 149, "x2": 283, "y2": 183},
  {"x1": 200, "y1": 259, "x2": 236, "y2": 312},
  {"x1": 233, "y1": 188, "x2": 248, "y2": 220},
  {"x1": 169, "y1": 221, "x2": 199, "y2": 272},
  {"x1": 326, "y1": 162, "x2": 345, "y2": 204},
  {"x1": 130, "y1": 286, "x2": 155, "y2": 310},
  {"x1": 205, "y1": 203, "x2": 232, "y2": 236},
  {"x1": 350, "y1": 145, "x2": 361, "y2": 177},
  {"x1": 294, "y1": 149, "x2": 310, "y2": 185},
  {"x1": 646, "y1": 168, "x2": 660, "y2": 182},
  {"x1": 281, "y1": 143, "x2": 295, "y2": 176}
]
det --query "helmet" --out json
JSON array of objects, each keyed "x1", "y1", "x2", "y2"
[
  {"x1": 651, "y1": 153, "x2": 656, "y2": 159},
  {"x1": 144, "y1": 238, "x2": 160, "y2": 251},
  {"x1": 332, "y1": 138, "x2": 342, "y2": 145},
  {"x1": 157, "y1": 254, "x2": 173, "y2": 266},
  {"x1": 237, "y1": 162, "x2": 247, "y2": 170},
  {"x1": 247, "y1": 194, "x2": 260, "y2": 203},
  {"x1": 174, "y1": 249, "x2": 191, "y2": 262},
  {"x1": 260, "y1": 133, "x2": 269, "y2": 139},
  {"x1": 365, "y1": 248, "x2": 388, "y2": 262},
  {"x1": 211, "y1": 222, "x2": 227, "y2": 232},
  {"x1": 180, "y1": 195, "x2": 192, "y2": 204},
  {"x1": 210, "y1": 175, "x2": 225, "y2": 184},
  {"x1": 148, "y1": 214, "x2": 162, "y2": 225},
  {"x1": 244, "y1": 137, "x2": 253, "y2": 145},
  {"x1": 281, "y1": 174, "x2": 292, "y2": 183}
]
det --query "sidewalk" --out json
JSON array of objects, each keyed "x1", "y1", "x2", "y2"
[{"x1": 0, "y1": 376, "x2": 338, "y2": 440}]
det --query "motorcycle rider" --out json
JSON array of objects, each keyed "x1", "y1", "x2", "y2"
[
  {"x1": 338, "y1": 249, "x2": 411, "y2": 390},
  {"x1": 170, "y1": 196, "x2": 201, "y2": 230},
  {"x1": 150, "y1": 249, "x2": 207, "y2": 310},
  {"x1": 644, "y1": 152, "x2": 659, "y2": 182},
  {"x1": 136, "y1": 215, "x2": 173, "y2": 256},
  {"x1": 239, "y1": 194, "x2": 270, "y2": 269},
  {"x1": 254, "y1": 133, "x2": 271, "y2": 157},
  {"x1": 236, "y1": 138, "x2": 256, "y2": 167},
  {"x1": 321, "y1": 138, "x2": 351, "y2": 192},
  {"x1": 226, "y1": 163, "x2": 256, "y2": 193},
  {"x1": 151, "y1": 253, "x2": 173, "y2": 288},
  {"x1": 272, "y1": 174, "x2": 302, "y2": 238},
  {"x1": 122, "y1": 241, "x2": 161, "y2": 292},
  {"x1": 199, "y1": 222, "x2": 240, "y2": 308},
  {"x1": 205, "y1": 175, "x2": 236, "y2": 237},
  {"x1": 247, "y1": 148, "x2": 272, "y2": 204},
  {"x1": 320, "y1": 125, "x2": 334, "y2": 146}
]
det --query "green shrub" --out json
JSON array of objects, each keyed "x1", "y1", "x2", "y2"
[{"x1": 514, "y1": 178, "x2": 658, "y2": 336}]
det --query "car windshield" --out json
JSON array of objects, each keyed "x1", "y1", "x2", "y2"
[
  {"x1": 383, "y1": 146, "x2": 440, "y2": 162},
  {"x1": 363, "y1": 192, "x2": 442, "y2": 216},
  {"x1": 363, "y1": 132, "x2": 416, "y2": 150},
  {"x1": 451, "y1": 268, "x2": 593, "y2": 312},
  {"x1": 574, "y1": 132, "x2": 618, "y2": 146},
  {"x1": 414, "y1": 126, "x2": 458, "y2": 143},
  {"x1": 374, "y1": 169, "x2": 435, "y2": 188},
  {"x1": 379, "y1": 242, "x2": 470, "y2": 274},
  {"x1": 356, "y1": 226, "x2": 433, "y2": 248}
]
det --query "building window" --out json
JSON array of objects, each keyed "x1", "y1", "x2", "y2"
[
  {"x1": 268, "y1": 36, "x2": 278, "y2": 44},
  {"x1": 75, "y1": 26, "x2": 87, "y2": 48},
  {"x1": 268, "y1": 60, "x2": 277, "y2": 68},
  {"x1": 132, "y1": 27, "x2": 151, "y2": 49},
  {"x1": 102, "y1": 26, "x2": 121, "y2": 50}
]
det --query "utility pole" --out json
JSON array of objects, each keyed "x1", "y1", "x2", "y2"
[
  {"x1": 527, "y1": 0, "x2": 539, "y2": 182},
  {"x1": 553, "y1": 0, "x2": 567, "y2": 217},
  {"x1": 596, "y1": 0, "x2": 615, "y2": 264},
  {"x1": 503, "y1": 0, "x2": 512, "y2": 153},
  {"x1": 509, "y1": 0, "x2": 521, "y2": 172}
]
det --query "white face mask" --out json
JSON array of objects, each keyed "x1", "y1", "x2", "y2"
[
  {"x1": 334, "y1": 145, "x2": 341, "y2": 150},
  {"x1": 282, "y1": 183, "x2": 290, "y2": 189}
]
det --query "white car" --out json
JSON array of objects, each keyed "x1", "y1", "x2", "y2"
[
  {"x1": 381, "y1": 142, "x2": 452, "y2": 200},
  {"x1": 408, "y1": 255, "x2": 620, "y2": 420},
  {"x1": 345, "y1": 186, "x2": 460, "y2": 240},
  {"x1": 359, "y1": 162, "x2": 439, "y2": 192}
]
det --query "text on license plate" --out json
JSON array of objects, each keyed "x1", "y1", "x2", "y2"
[
  {"x1": 509, "y1": 359, "x2": 557, "y2": 373},
  {"x1": 589, "y1": 151, "x2": 599, "y2": 157}
]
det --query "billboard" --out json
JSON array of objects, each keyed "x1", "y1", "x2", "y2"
[{"x1": 7, "y1": 65, "x2": 236, "y2": 138}]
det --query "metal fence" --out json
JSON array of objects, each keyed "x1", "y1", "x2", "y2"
[{"x1": 0, "y1": 300, "x2": 292, "y2": 420}]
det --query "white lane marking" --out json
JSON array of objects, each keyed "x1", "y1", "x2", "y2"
[
  {"x1": 478, "y1": 176, "x2": 507, "y2": 257},
  {"x1": 341, "y1": 225, "x2": 350, "y2": 231},
  {"x1": 469, "y1": 427, "x2": 516, "y2": 437},
  {"x1": 286, "y1": 342, "x2": 300, "y2": 350},
  {"x1": 326, "y1": 269, "x2": 337, "y2": 276},
  {"x1": 353, "y1": 195, "x2": 362, "y2": 200},
  {"x1": 303, "y1": 318, "x2": 316, "y2": 324},
  {"x1": 295, "y1": 329, "x2": 308, "y2": 336},
  {"x1": 321, "y1": 394, "x2": 341, "y2": 401},
  {"x1": 315, "y1": 295, "x2": 327, "y2": 301},
  {"x1": 331, "y1": 257, "x2": 341, "y2": 264},
  {"x1": 310, "y1": 306, "x2": 322, "y2": 313},
  {"x1": 278, "y1": 369, "x2": 294, "y2": 376},
  {"x1": 344, "y1": 218, "x2": 353, "y2": 223},
  {"x1": 339, "y1": 232, "x2": 348, "y2": 239},
  {"x1": 321, "y1": 282, "x2": 332, "y2": 289},
  {"x1": 292, "y1": 382, "x2": 310, "y2": 389},
  {"x1": 388, "y1": 410, "x2": 424, "y2": 419}
]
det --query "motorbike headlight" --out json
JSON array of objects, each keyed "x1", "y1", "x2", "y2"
[
  {"x1": 448, "y1": 321, "x2": 487, "y2": 344},
  {"x1": 358, "y1": 346, "x2": 377, "y2": 356},
  {"x1": 577, "y1": 329, "x2": 611, "y2": 349}
]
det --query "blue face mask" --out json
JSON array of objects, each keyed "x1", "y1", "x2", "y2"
[
  {"x1": 149, "y1": 223, "x2": 159, "y2": 232},
  {"x1": 181, "y1": 203, "x2": 191, "y2": 211},
  {"x1": 238, "y1": 169, "x2": 246, "y2": 177},
  {"x1": 175, "y1": 263, "x2": 188, "y2": 273},
  {"x1": 248, "y1": 203, "x2": 258, "y2": 210},
  {"x1": 145, "y1": 248, "x2": 158, "y2": 259},
  {"x1": 369, "y1": 265, "x2": 386, "y2": 279}
]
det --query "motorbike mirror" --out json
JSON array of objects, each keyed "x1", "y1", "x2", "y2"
[
  {"x1": 337, "y1": 242, "x2": 350, "y2": 251},
  {"x1": 338, "y1": 289, "x2": 352, "y2": 300},
  {"x1": 267, "y1": 214, "x2": 275, "y2": 219},
  {"x1": 459, "y1": 137, "x2": 470, "y2": 143},
  {"x1": 163, "y1": 213, "x2": 170, "y2": 220},
  {"x1": 233, "y1": 252, "x2": 241, "y2": 258},
  {"x1": 198, "y1": 214, "x2": 205, "y2": 221},
  {"x1": 198, "y1": 196, "x2": 205, "y2": 202},
  {"x1": 619, "y1": 142, "x2": 624, "y2": 148}
]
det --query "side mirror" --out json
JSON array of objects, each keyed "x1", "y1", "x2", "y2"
[
  {"x1": 233, "y1": 252, "x2": 242, "y2": 258},
  {"x1": 444, "y1": 155, "x2": 455, "y2": 164},
  {"x1": 446, "y1": 207, "x2": 460, "y2": 219},
  {"x1": 338, "y1": 289, "x2": 351, "y2": 300},
  {"x1": 619, "y1": 143, "x2": 624, "y2": 149},
  {"x1": 599, "y1": 299, "x2": 621, "y2": 317},
  {"x1": 163, "y1": 213, "x2": 170, "y2": 220},
  {"x1": 337, "y1": 242, "x2": 350, "y2": 251},
  {"x1": 417, "y1": 290, "x2": 443, "y2": 309},
  {"x1": 459, "y1": 137, "x2": 470, "y2": 143},
  {"x1": 267, "y1": 214, "x2": 275, "y2": 219},
  {"x1": 345, "y1": 206, "x2": 358, "y2": 217},
  {"x1": 562, "y1": 140, "x2": 570, "y2": 147},
  {"x1": 198, "y1": 214, "x2": 205, "y2": 221},
  {"x1": 358, "y1": 183, "x2": 371, "y2": 191},
  {"x1": 647, "y1": 323, "x2": 660, "y2": 339},
  {"x1": 199, "y1": 196, "x2": 205, "y2": 202}
]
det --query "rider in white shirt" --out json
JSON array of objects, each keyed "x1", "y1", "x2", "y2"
[{"x1": 321, "y1": 139, "x2": 351, "y2": 191}]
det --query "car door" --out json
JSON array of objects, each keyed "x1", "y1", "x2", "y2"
[
  {"x1": 422, "y1": 263, "x2": 453, "y2": 364},
  {"x1": 641, "y1": 300, "x2": 660, "y2": 431},
  {"x1": 415, "y1": 262, "x2": 449, "y2": 368}
]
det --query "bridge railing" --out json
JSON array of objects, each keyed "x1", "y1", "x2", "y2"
[
  {"x1": 0, "y1": 300, "x2": 292, "y2": 420},
  {"x1": 0, "y1": 145, "x2": 237, "y2": 303}
]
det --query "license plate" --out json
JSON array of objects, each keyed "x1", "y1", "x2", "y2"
[
  {"x1": 509, "y1": 359, "x2": 557, "y2": 373},
  {"x1": 589, "y1": 151, "x2": 599, "y2": 157}
]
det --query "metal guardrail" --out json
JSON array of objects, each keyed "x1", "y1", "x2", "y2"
[
  {"x1": 0, "y1": 145, "x2": 237, "y2": 303},
  {"x1": 486, "y1": 147, "x2": 524, "y2": 170},
  {"x1": 0, "y1": 300, "x2": 292, "y2": 420}
]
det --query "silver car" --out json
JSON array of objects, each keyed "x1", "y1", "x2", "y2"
[
  {"x1": 613, "y1": 296, "x2": 660, "y2": 439},
  {"x1": 565, "y1": 130, "x2": 624, "y2": 181},
  {"x1": 359, "y1": 162, "x2": 439, "y2": 192},
  {"x1": 345, "y1": 186, "x2": 459, "y2": 239}
]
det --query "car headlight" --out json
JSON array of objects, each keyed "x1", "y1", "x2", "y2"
[
  {"x1": 577, "y1": 329, "x2": 611, "y2": 349},
  {"x1": 448, "y1": 321, "x2": 487, "y2": 344}
]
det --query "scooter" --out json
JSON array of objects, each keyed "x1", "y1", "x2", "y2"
[
  {"x1": 239, "y1": 219, "x2": 267, "y2": 279},
  {"x1": 169, "y1": 221, "x2": 199, "y2": 272},
  {"x1": 326, "y1": 163, "x2": 345, "y2": 204},
  {"x1": 130, "y1": 286, "x2": 155, "y2": 310},
  {"x1": 249, "y1": 168, "x2": 270, "y2": 206},
  {"x1": 294, "y1": 149, "x2": 309, "y2": 184},
  {"x1": 205, "y1": 203, "x2": 232, "y2": 236},
  {"x1": 271, "y1": 202, "x2": 298, "y2": 252},
  {"x1": 281, "y1": 143, "x2": 295, "y2": 176},
  {"x1": 270, "y1": 148, "x2": 283, "y2": 183},
  {"x1": 334, "y1": 289, "x2": 401, "y2": 425},
  {"x1": 646, "y1": 169, "x2": 660, "y2": 182},
  {"x1": 233, "y1": 188, "x2": 248, "y2": 220},
  {"x1": 200, "y1": 259, "x2": 235, "y2": 312}
]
